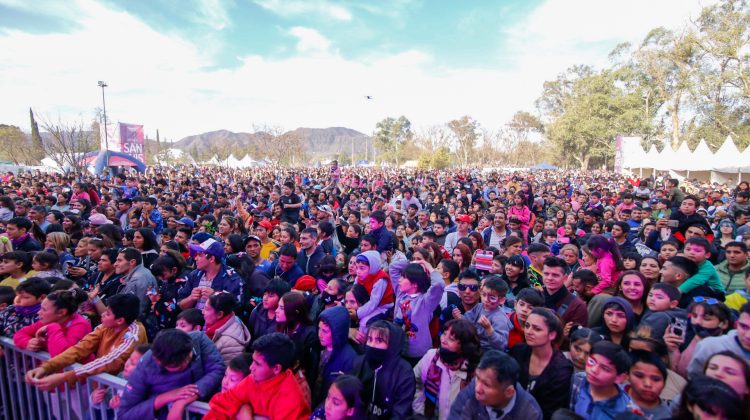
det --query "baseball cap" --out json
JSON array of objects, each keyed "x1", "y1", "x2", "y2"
[
  {"x1": 293, "y1": 275, "x2": 316, "y2": 292},
  {"x1": 175, "y1": 217, "x2": 195, "y2": 228},
  {"x1": 456, "y1": 214, "x2": 472, "y2": 223},
  {"x1": 88, "y1": 213, "x2": 112, "y2": 226},
  {"x1": 257, "y1": 220, "x2": 273, "y2": 231},
  {"x1": 316, "y1": 204, "x2": 333, "y2": 214},
  {"x1": 188, "y1": 238, "x2": 225, "y2": 259},
  {"x1": 191, "y1": 232, "x2": 214, "y2": 244},
  {"x1": 243, "y1": 235, "x2": 261, "y2": 247}
]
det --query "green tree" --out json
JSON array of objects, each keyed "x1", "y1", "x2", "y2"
[
  {"x1": 688, "y1": 0, "x2": 750, "y2": 149},
  {"x1": 430, "y1": 146, "x2": 451, "y2": 169},
  {"x1": 373, "y1": 116, "x2": 413, "y2": 165},
  {"x1": 539, "y1": 68, "x2": 654, "y2": 169},
  {"x1": 632, "y1": 27, "x2": 697, "y2": 149}
]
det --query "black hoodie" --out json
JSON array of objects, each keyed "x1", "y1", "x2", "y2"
[{"x1": 350, "y1": 321, "x2": 416, "y2": 419}]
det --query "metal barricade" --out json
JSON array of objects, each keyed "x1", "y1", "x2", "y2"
[{"x1": 0, "y1": 337, "x2": 210, "y2": 419}]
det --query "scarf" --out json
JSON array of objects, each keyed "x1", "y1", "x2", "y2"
[
  {"x1": 544, "y1": 287, "x2": 569, "y2": 308},
  {"x1": 10, "y1": 233, "x2": 30, "y2": 248},
  {"x1": 205, "y1": 313, "x2": 232, "y2": 339},
  {"x1": 15, "y1": 303, "x2": 41, "y2": 317},
  {"x1": 423, "y1": 351, "x2": 469, "y2": 418}
]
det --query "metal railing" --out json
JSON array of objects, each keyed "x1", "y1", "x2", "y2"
[{"x1": 0, "y1": 337, "x2": 210, "y2": 419}]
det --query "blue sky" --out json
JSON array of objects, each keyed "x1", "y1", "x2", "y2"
[{"x1": 0, "y1": 0, "x2": 713, "y2": 142}]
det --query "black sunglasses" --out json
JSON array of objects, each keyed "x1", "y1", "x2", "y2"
[{"x1": 457, "y1": 283, "x2": 480, "y2": 292}]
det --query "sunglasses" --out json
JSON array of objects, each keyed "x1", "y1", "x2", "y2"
[
  {"x1": 458, "y1": 283, "x2": 480, "y2": 292},
  {"x1": 692, "y1": 296, "x2": 719, "y2": 305}
]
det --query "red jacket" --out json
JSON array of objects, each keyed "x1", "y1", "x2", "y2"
[
  {"x1": 14, "y1": 313, "x2": 93, "y2": 360},
  {"x1": 507, "y1": 311, "x2": 525, "y2": 349},
  {"x1": 359, "y1": 269, "x2": 394, "y2": 307},
  {"x1": 205, "y1": 369, "x2": 310, "y2": 420}
]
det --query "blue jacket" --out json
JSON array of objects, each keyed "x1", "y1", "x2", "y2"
[
  {"x1": 267, "y1": 259, "x2": 304, "y2": 286},
  {"x1": 297, "y1": 245, "x2": 325, "y2": 277},
  {"x1": 570, "y1": 372, "x2": 637, "y2": 419},
  {"x1": 370, "y1": 225, "x2": 394, "y2": 253},
  {"x1": 177, "y1": 265, "x2": 243, "y2": 305},
  {"x1": 313, "y1": 306, "x2": 358, "y2": 406},
  {"x1": 118, "y1": 331, "x2": 225, "y2": 419}
]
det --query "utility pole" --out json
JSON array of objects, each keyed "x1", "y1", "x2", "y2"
[{"x1": 98, "y1": 81, "x2": 109, "y2": 167}]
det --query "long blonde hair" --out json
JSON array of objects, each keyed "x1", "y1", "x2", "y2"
[{"x1": 46, "y1": 232, "x2": 70, "y2": 253}]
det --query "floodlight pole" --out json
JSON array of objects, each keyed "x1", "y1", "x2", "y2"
[{"x1": 98, "y1": 81, "x2": 109, "y2": 168}]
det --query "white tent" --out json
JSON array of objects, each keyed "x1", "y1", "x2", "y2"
[
  {"x1": 644, "y1": 145, "x2": 660, "y2": 170},
  {"x1": 687, "y1": 140, "x2": 713, "y2": 171},
  {"x1": 620, "y1": 134, "x2": 750, "y2": 184},
  {"x1": 203, "y1": 155, "x2": 219, "y2": 165},
  {"x1": 223, "y1": 154, "x2": 240, "y2": 168},
  {"x1": 672, "y1": 141, "x2": 693, "y2": 171},
  {"x1": 655, "y1": 144, "x2": 677, "y2": 170},
  {"x1": 713, "y1": 136, "x2": 743, "y2": 172},
  {"x1": 240, "y1": 154, "x2": 259, "y2": 167}
]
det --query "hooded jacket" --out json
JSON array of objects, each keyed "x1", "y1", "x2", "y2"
[
  {"x1": 593, "y1": 297, "x2": 635, "y2": 349},
  {"x1": 389, "y1": 259, "x2": 445, "y2": 358},
  {"x1": 356, "y1": 251, "x2": 395, "y2": 320},
  {"x1": 118, "y1": 331, "x2": 225, "y2": 420},
  {"x1": 638, "y1": 307, "x2": 688, "y2": 338},
  {"x1": 121, "y1": 264, "x2": 158, "y2": 318},
  {"x1": 313, "y1": 306, "x2": 358, "y2": 406},
  {"x1": 350, "y1": 321, "x2": 416, "y2": 419},
  {"x1": 211, "y1": 315, "x2": 252, "y2": 365}
]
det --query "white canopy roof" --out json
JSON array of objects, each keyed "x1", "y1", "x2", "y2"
[
  {"x1": 687, "y1": 139, "x2": 714, "y2": 171},
  {"x1": 713, "y1": 136, "x2": 743, "y2": 172},
  {"x1": 643, "y1": 144, "x2": 660, "y2": 169},
  {"x1": 655, "y1": 144, "x2": 677, "y2": 170}
]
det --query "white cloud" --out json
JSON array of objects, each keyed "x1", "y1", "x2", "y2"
[
  {"x1": 196, "y1": 0, "x2": 232, "y2": 30},
  {"x1": 254, "y1": 0, "x2": 352, "y2": 22},
  {"x1": 0, "y1": 0, "x2": 719, "y2": 148},
  {"x1": 289, "y1": 27, "x2": 331, "y2": 52}
]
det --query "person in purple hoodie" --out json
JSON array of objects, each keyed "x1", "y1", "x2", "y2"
[{"x1": 389, "y1": 259, "x2": 445, "y2": 365}]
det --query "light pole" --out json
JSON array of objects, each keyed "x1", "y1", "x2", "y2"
[{"x1": 98, "y1": 81, "x2": 109, "y2": 168}]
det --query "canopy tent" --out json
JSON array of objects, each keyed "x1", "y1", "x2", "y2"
[
  {"x1": 713, "y1": 136, "x2": 743, "y2": 173},
  {"x1": 240, "y1": 154, "x2": 257, "y2": 167},
  {"x1": 654, "y1": 144, "x2": 676, "y2": 170},
  {"x1": 203, "y1": 155, "x2": 220, "y2": 165},
  {"x1": 621, "y1": 135, "x2": 748, "y2": 184},
  {"x1": 80, "y1": 150, "x2": 146, "y2": 173}
]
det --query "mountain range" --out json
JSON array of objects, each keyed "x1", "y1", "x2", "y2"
[{"x1": 171, "y1": 127, "x2": 373, "y2": 159}]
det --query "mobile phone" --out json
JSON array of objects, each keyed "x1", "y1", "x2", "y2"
[
  {"x1": 667, "y1": 220, "x2": 679, "y2": 228},
  {"x1": 670, "y1": 317, "x2": 688, "y2": 338}
]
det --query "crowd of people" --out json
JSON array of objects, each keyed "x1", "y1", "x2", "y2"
[{"x1": 0, "y1": 161, "x2": 748, "y2": 420}]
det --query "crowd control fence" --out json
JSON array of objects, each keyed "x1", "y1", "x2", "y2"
[{"x1": 0, "y1": 337, "x2": 210, "y2": 419}]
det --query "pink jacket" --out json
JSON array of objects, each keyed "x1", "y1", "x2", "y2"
[
  {"x1": 591, "y1": 255, "x2": 620, "y2": 294},
  {"x1": 14, "y1": 313, "x2": 93, "y2": 359},
  {"x1": 507, "y1": 205, "x2": 531, "y2": 239}
]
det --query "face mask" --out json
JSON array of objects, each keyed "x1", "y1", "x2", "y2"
[
  {"x1": 691, "y1": 323, "x2": 722, "y2": 338},
  {"x1": 321, "y1": 291, "x2": 338, "y2": 305},
  {"x1": 365, "y1": 346, "x2": 389, "y2": 369},
  {"x1": 439, "y1": 347, "x2": 462, "y2": 364}
]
